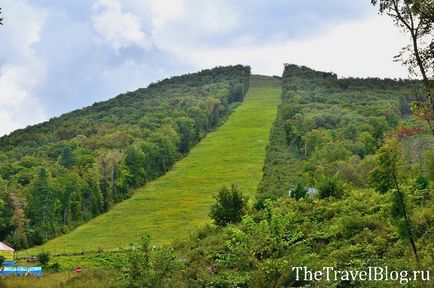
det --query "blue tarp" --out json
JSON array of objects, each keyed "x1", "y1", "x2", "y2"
[
  {"x1": 1, "y1": 266, "x2": 42, "y2": 276},
  {"x1": 2, "y1": 261, "x2": 17, "y2": 266}
]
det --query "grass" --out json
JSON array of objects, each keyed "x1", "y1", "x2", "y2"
[
  {"x1": 21, "y1": 75, "x2": 281, "y2": 258},
  {"x1": 0, "y1": 270, "x2": 119, "y2": 288}
]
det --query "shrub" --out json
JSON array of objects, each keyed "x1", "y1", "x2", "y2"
[
  {"x1": 291, "y1": 181, "x2": 307, "y2": 200},
  {"x1": 253, "y1": 195, "x2": 276, "y2": 210},
  {"x1": 414, "y1": 175, "x2": 429, "y2": 190},
  {"x1": 209, "y1": 185, "x2": 248, "y2": 227},
  {"x1": 124, "y1": 234, "x2": 177, "y2": 288},
  {"x1": 318, "y1": 176, "x2": 344, "y2": 199},
  {"x1": 37, "y1": 251, "x2": 50, "y2": 265}
]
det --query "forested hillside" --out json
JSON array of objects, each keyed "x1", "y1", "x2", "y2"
[
  {"x1": 124, "y1": 65, "x2": 432, "y2": 287},
  {"x1": 2, "y1": 66, "x2": 432, "y2": 288},
  {"x1": 259, "y1": 64, "x2": 431, "y2": 196},
  {"x1": 0, "y1": 65, "x2": 250, "y2": 249},
  {"x1": 21, "y1": 75, "x2": 280, "y2": 256}
]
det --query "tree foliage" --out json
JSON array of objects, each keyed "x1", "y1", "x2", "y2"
[
  {"x1": 370, "y1": 139, "x2": 419, "y2": 262},
  {"x1": 259, "y1": 64, "x2": 411, "y2": 197},
  {"x1": 209, "y1": 185, "x2": 248, "y2": 227},
  {"x1": 37, "y1": 251, "x2": 50, "y2": 266},
  {"x1": 0, "y1": 65, "x2": 250, "y2": 248},
  {"x1": 318, "y1": 176, "x2": 344, "y2": 199},
  {"x1": 290, "y1": 181, "x2": 307, "y2": 200},
  {"x1": 372, "y1": 0, "x2": 434, "y2": 136},
  {"x1": 372, "y1": 0, "x2": 433, "y2": 83},
  {"x1": 124, "y1": 235, "x2": 177, "y2": 288}
]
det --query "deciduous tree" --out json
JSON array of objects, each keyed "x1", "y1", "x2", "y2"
[
  {"x1": 370, "y1": 139, "x2": 419, "y2": 262},
  {"x1": 372, "y1": 0, "x2": 434, "y2": 135}
]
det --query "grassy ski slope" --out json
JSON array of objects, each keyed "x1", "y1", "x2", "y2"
[{"x1": 23, "y1": 75, "x2": 281, "y2": 255}]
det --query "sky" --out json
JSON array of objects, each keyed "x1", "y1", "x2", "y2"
[{"x1": 0, "y1": 0, "x2": 410, "y2": 136}]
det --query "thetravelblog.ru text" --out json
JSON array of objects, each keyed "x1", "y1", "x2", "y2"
[{"x1": 292, "y1": 266, "x2": 430, "y2": 285}]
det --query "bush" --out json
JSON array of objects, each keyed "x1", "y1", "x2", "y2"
[
  {"x1": 318, "y1": 176, "x2": 344, "y2": 199},
  {"x1": 414, "y1": 175, "x2": 429, "y2": 190},
  {"x1": 291, "y1": 181, "x2": 307, "y2": 200},
  {"x1": 48, "y1": 262, "x2": 61, "y2": 272},
  {"x1": 37, "y1": 251, "x2": 50, "y2": 265},
  {"x1": 124, "y1": 235, "x2": 177, "y2": 288},
  {"x1": 209, "y1": 185, "x2": 248, "y2": 227},
  {"x1": 253, "y1": 195, "x2": 276, "y2": 210}
]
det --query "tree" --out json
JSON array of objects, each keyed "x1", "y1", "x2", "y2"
[
  {"x1": 97, "y1": 150, "x2": 122, "y2": 210},
  {"x1": 0, "y1": 8, "x2": 3, "y2": 25},
  {"x1": 82, "y1": 172, "x2": 103, "y2": 218},
  {"x1": 370, "y1": 139, "x2": 419, "y2": 262},
  {"x1": 372, "y1": 0, "x2": 434, "y2": 135},
  {"x1": 149, "y1": 125, "x2": 180, "y2": 173},
  {"x1": 124, "y1": 146, "x2": 146, "y2": 188},
  {"x1": 8, "y1": 192, "x2": 29, "y2": 249},
  {"x1": 27, "y1": 168, "x2": 55, "y2": 242},
  {"x1": 58, "y1": 172, "x2": 81, "y2": 226},
  {"x1": 124, "y1": 235, "x2": 176, "y2": 288},
  {"x1": 59, "y1": 146, "x2": 74, "y2": 168},
  {"x1": 175, "y1": 117, "x2": 195, "y2": 153},
  {"x1": 209, "y1": 185, "x2": 248, "y2": 227},
  {"x1": 318, "y1": 176, "x2": 344, "y2": 199},
  {"x1": 228, "y1": 82, "x2": 246, "y2": 103},
  {"x1": 372, "y1": 0, "x2": 433, "y2": 83}
]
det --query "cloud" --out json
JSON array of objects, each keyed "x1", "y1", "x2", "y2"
[
  {"x1": 92, "y1": 0, "x2": 150, "y2": 51},
  {"x1": 0, "y1": 0, "x2": 47, "y2": 136},
  {"x1": 159, "y1": 11, "x2": 408, "y2": 79},
  {"x1": 148, "y1": 0, "x2": 373, "y2": 48},
  {"x1": 0, "y1": 0, "x2": 412, "y2": 137}
]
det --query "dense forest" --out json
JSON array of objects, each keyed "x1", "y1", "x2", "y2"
[
  {"x1": 114, "y1": 65, "x2": 432, "y2": 287},
  {"x1": 258, "y1": 64, "x2": 431, "y2": 196},
  {"x1": 0, "y1": 65, "x2": 251, "y2": 249}
]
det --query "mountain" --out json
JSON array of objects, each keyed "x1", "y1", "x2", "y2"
[
  {"x1": 2, "y1": 65, "x2": 433, "y2": 288},
  {"x1": 0, "y1": 65, "x2": 250, "y2": 249},
  {"x1": 21, "y1": 75, "x2": 281, "y2": 259},
  {"x1": 165, "y1": 65, "x2": 433, "y2": 287}
]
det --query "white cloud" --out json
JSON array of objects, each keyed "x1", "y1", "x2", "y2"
[
  {"x1": 92, "y1": 0, "x2": 150, "y2": 51},
  {"x1": 0, "y1": 0, "x2": 47, "y2": 136},
  {"x1": 0, "y1": 0, "x2": 413, "y2": 138},
  {"x1": 157, "y1": 13, "x2": 409, "y2": 79},
  {"x1": 0, "y1": 64, "x2": 47, "y2": 136},
  {"x1": 145, "y1": 0, "x2": 186, "y2": 31}
]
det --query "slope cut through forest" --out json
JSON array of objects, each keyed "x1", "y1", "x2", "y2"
[{"x1": 21, "y1": 75, "x2": 281, "y2": 256}]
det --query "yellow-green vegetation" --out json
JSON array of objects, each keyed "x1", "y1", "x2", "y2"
[
  {"x1": 0, "y1": 270, "x2": 119, "y2": 288},
  {"x1": 21, "y1": 75, "x2": 281, "y2": 256},
  {"x1": 0, "y1": 65, "x2": 250, "y2": 250}
]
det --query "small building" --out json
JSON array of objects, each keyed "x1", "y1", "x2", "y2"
[{"x1": 0, "y1": 242, "x2": 15, "y2": 261}]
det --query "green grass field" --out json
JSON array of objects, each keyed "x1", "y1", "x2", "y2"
[{"x1": 21, "y1": 75, "x2": 281, "y2": 256}]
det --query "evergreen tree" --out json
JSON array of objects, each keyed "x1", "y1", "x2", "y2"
[
  {"x1": 59, "y1": 146, "x2": 74, "y2": 168},
  {"x1": 209, "y1": 185, "x2": 248, "y2": 227},
  {"x1": 28, "y1": 168, "x2": 55, "y2": 242},
  {"x1": 124, "y1": 147, "x2": 146, "y2": 188}
]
